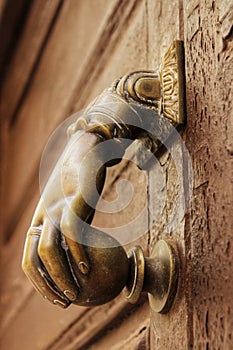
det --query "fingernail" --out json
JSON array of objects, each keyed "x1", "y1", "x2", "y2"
[
  {"x1": 64, "y1": 290, "x2": 76, "y2": 301},
  {"x1": 54, "y1": 299, "x2": 69, "y2": 309},
  {"x1": 78, "y1": 262, "x2": 89, "y2": 275}
]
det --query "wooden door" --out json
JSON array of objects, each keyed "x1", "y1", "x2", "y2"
[{"x1": 0, "y1": 1, "x2": 232, "y2": 349}]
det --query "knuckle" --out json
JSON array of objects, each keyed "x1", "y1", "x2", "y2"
[
  {"x1": 38, "y1": 240, "x2": 54, "y2": 260},
  {"x1": 21, "y1": 256, "x2": 29, "y2": 274},
  {"x1": 21, "y1": 254, "x2": 34, "y2": 276},
  {"x1": 60, "y1": 220, "x2": 71, "y2": 236},
  {"x1": 27, "y1": 225, "x2": 42, "y2": 237},
  {"x1": 22, "y1": 237, "x2": 34, "y2": 275},
  {"x1": 60, "y1": 213, "x2": 79, "y2": 238}
]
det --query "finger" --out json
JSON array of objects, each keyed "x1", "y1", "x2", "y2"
[
  {"x1": 59, "y1": 160, "x2": 107, "y2": 275},
  {"x1": 22, "y1": 227, "x2": 70, "y2": 308},
  {"x1": 38, "y1": 219, "x2": 79, "y2": 301},
  {"x1": 60, "y1": 133, "x2": 108, "y2": 275},
  {"x1": 60, "y1": 207, "x2": 90, "y2": 275}
]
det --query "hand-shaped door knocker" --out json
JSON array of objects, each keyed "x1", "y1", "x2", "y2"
[{"x1": 22, "y1": 41, "x2": 185, "y2": 313}]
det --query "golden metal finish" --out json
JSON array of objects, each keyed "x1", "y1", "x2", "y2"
[
  {"x1": 124, "y1": 240, "x2": 179, "y2": 313},
  {"x1": 145, "y1": 239, "x2": 179, "y2": 313},
  {"x1": 22, "y1": 40, "x2": 185, "y2": 311},
  {"x1": 116, "y1": 71, "x2": 161, "y2": 108},
  {"x1": 124, "y1": 246, "x2": 145, "y2": 304},
  {"x1": 116, "y1": 40, "x2": 186, "y2": 126},
  {"x1": 159, "y1": 40, "x2": 186, "y2": 124}
]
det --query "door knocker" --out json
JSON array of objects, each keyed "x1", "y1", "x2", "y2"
[{"x1": 22, "y1": 41, "x2": 185, "y2": 313}]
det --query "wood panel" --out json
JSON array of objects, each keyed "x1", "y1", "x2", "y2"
[
  {"x1": 0, "y1": 0, "x2": 31, "y2": 75},
  {"x1": 2, "y1": 0, "x2": 126, "y2": 241},
  {"x1": 0, "y1": 1, "x2": 150, "y2": 349},
  {"x1": 145, "y1": 0, "x2": 191, "y2": 348},
  {"x1": 1, "y1": 0, "x2": 63, "y2": 125},
  {"x1": 184, "y1": 0, "x2": 233, "y2": 348},
  {"x1": 87, "y1": 301, "x2": 150, "y2": 350}
]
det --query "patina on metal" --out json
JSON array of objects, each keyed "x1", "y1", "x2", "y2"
[
  {"x1": 116, "y1": 40, "x2": 185, "y2": 125},
  {"x1": 124, "y1": 240, "x2": 179, "y2": 313},
  {"x1": 22, "y1": 40, "x2": 185, "y2": 311}
]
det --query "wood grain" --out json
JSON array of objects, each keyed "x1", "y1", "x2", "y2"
[
  {"x1": 184, "y1": 0, "x2": 233, "y2": 348},
  {"x1": 0, "y1": 1, "x2": 150, "y2": 349},
  {"x1": 1, "y1": 0, "x2": 63, "y2": 125},
  {"x1": 145, "y1": 0, "x2": 192, "y2": 348},
  {"x1": 2, "y1": 0, "x2": 124, "y2": 241}
]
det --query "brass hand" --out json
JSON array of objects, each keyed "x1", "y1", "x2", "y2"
[
  {"x1": 22, "y1": 41, "x2": 185, "y2": 309},
  {"x1": 22, "y1": 126, "x2": 132, "y2": 307}
]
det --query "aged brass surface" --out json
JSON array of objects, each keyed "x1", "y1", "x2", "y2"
[
  {"x1": 22, "y1": 40, "x2": 184, "y2": 310},
  {"x1": 124, "y1": 246, "x2": 145, "y2": 304},
  {"x1": 145, "y1": 240, "x2": 179, "y2": 313},
  {"x1": 124, "y1": 240, "x2": 179, "y2": 313},
  {"x1": 159, "y1": 40, "x2": 186, "y2": 124}
]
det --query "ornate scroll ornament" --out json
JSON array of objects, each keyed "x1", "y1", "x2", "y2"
[{"x1": 159, "y1": 40, "x2": 186, "y2": 125}]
